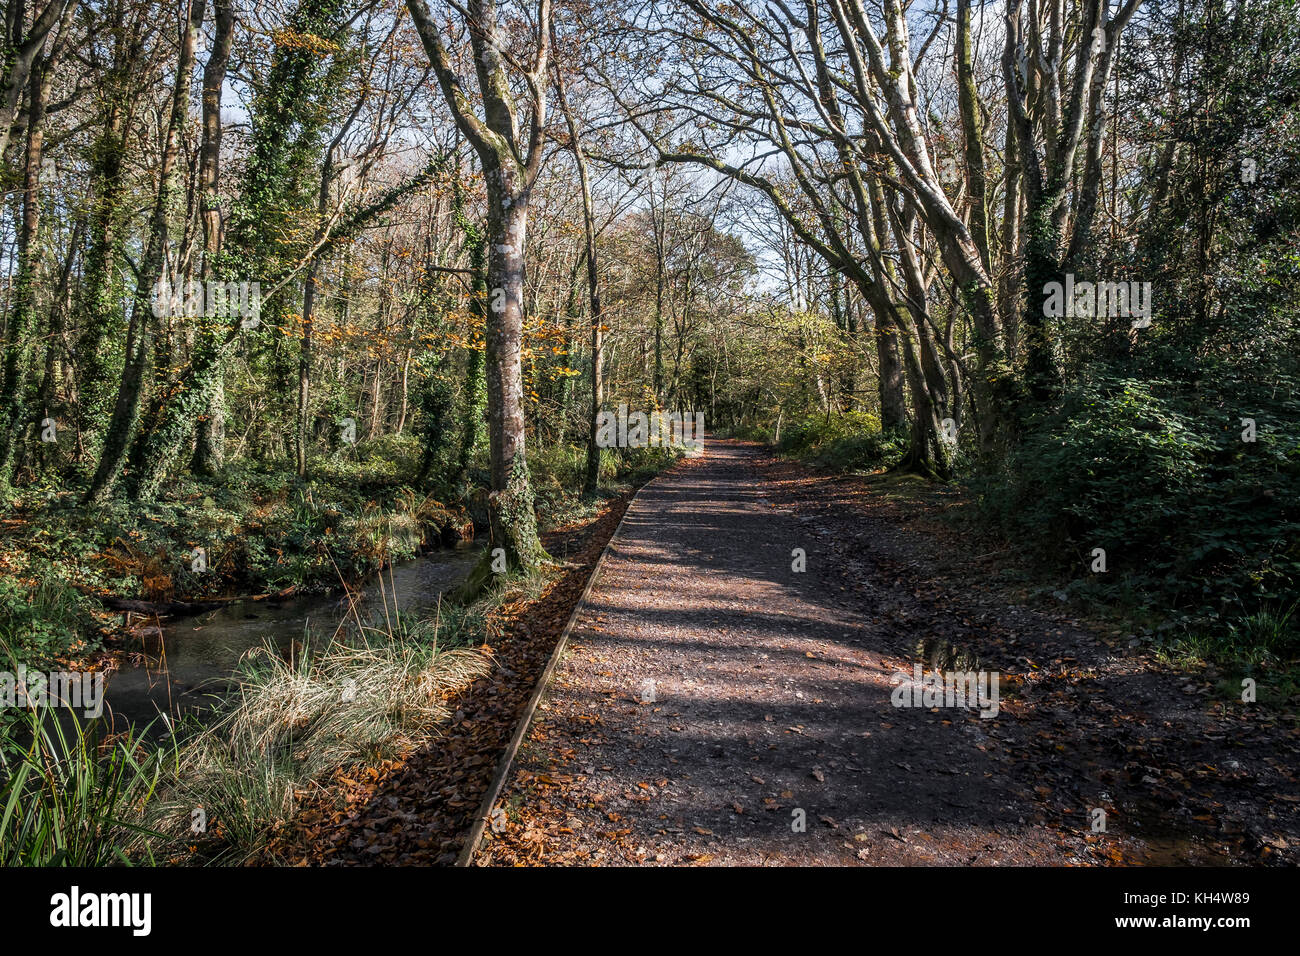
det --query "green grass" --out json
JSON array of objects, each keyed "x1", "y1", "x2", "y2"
[
  {"x1": 141, "y1": 634, "x2": 489, "y2": 863},
  {"x1": 1151, "y1": 602, "x2": 1300, "y2": 703},
  {"x1": 0, "y1": 705, "x2": 165, "y2": 866}
]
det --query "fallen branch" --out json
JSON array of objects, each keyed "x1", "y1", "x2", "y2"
[{"x1": 83, "y1": 586, "x2": 298, "y2": 618}]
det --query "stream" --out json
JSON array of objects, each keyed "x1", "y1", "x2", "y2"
[{"x1": 98, "y1": 543, "x2": 484, "y2": 736}]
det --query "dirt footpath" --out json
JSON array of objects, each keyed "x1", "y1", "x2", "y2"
[{"x1": 477, "y1": 439, "x2": 1298, "y2": 866}]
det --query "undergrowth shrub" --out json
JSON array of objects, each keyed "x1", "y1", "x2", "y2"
[
  {"x1": 0, "y1": 577, "x2": 100, "y2": 669},
  {"x1": 777, "y1": 411, "x2": 906, "y2": 471},
  {"x1": 978, "y1": 364, "x2": 1300, "y2": 631}
]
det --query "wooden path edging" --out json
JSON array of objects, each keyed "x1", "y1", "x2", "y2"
[{"x1": 454, "y1": 465, "x2": 671, "y2": 866}]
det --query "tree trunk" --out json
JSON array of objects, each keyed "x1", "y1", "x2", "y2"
[
  {"x1": 77, "y1": 103, "x2": 130, "y2": 443},
  {"x1": 555, "y1": 63, "x2": 604, "y2": 494},
  {"x1": 296, "y1": 260, "x2": 318, "y2": 478},
  {"x1": 0, "y1": 0, "x2": 71, "y2": 161},
  {"x1": 193, "y1": 0, "x2": 233, "y2": 476},
  {"x1": 406, "y1": 0, "x2": 551, "y2": 576},
  {"x1": 483, "y1": 187, "x2": 546, "y2": 569},
  {"x1": 86, "y1": 0, "x2": 203, "y2": 503},
  {"x1": 0, "y1": 48, "x2": 52, "y2": 489},
  {"x1": 956, "y1": 0, "x2": 990, "y2": 270}
]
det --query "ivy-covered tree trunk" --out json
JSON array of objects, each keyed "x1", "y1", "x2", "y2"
[
  {"x1": 873, "y1": 309, "x2": 907, "y2": 432},
  {"x1": 85, "y1": 0, "x2": 203, "y2": 503},
  {"x1": 296, "y1": 157, "x2": 336, "y2": 479},
  {"x1": 1001, "y1": 0, "x2": 1137, "y2": 409},
  {"x1": 76, "y1": 103, "x2": 130, "y2": 445},
  {"x1": 482, "y1": 185, "x2": 546, "y2": 570},
  {"x1": 407, "y1": 0, "x2": 552, "y2": 577},
  {"x1": 193, "y1": 0, "x2": 233, "y2": 477},
  {"x1": 0, "y1": 52, "x2": 52, "y2": 490},
  {"x1": 1020, "y1": 200, "x2": 1066, "y2": 404},
  {"x1": 125, "y1": 345, "x2": 226, "y2": 501},
  {"x1": 296, "y1": 258, "x2": 319, "y2": 479},
  {"x1": 130, "y1": 0, "x2": 351, "y2": 498}
]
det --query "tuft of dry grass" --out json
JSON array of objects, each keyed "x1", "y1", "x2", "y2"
[
  {"x1": 142, "y1": 627, "x2": 490, "y2": 863},
  {"x1": 137, "y1": 565, "x2": 556, "y2": 864}
]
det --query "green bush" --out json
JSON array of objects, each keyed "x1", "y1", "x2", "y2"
[
  {"x1": 776, "y1": 411, "x2": 906, "y2": 471},
  {"x1": 979, "y1": 367, "x2": 1300, "y2": 623}
]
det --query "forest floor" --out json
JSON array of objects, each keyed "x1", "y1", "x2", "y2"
[{"x1": 475, "y1": 439, "x2": 1299, "y2": 866}]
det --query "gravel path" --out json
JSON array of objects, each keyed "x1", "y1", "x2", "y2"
[{"x1": 479, "y1": 439, "x2": 1093, "y2": 865}]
